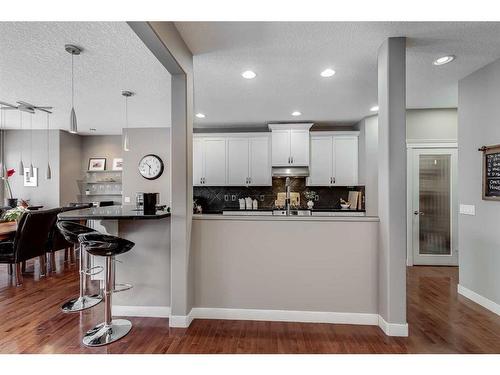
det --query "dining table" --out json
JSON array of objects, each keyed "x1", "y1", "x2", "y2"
[{"x1": 0, "y1": 221, "x2": 17, "y2": 241}]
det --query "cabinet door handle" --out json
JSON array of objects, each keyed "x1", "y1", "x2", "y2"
[
  {"x1": 332, "y1": 177, "x2": 335, "y2": 184},
  {"x1": 291, "y1": 156, "x2": 294, "y2": 164},
  {"x1": 329, "y1": 177, "x2": 332, "y2": 184},
  {"x1": 249, "y1": 177, "x2": 251, "y2": 184}
]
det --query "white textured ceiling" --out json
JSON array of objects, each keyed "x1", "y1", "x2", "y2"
[
  {"x1": 175, "y1": 21, "x2": 500, "y2": 127},
  {"x1": 0, "y1": 22, "x2": 171, "y2": 134}
]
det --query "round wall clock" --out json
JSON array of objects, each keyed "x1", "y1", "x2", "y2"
[{"x1": 138, "y1": 154, "x2": 164, "y2": 180}]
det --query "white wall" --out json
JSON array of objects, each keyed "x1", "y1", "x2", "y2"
[{"x1": 458, "y1": 58, "x2": 500, "y2": 310}]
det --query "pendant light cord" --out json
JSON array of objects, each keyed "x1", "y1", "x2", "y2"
[
  {"x1": 30, "y1": 113, "x2": 33, "y2": 164},
  {"x1": 47, "y1": 112, "x2": 50, "y2": 157},
  {"x1": 19, "y1": 111, "x2": 22, "y2": 160},
  {"x1": 71, "y1": 52, "x2": 75, "y2": 108}
]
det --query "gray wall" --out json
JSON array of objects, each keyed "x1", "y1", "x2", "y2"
[
  {"x1": 357, "y1": 109, "x2": 458, "y2": 217},
  {"x1": 458, "y1": 58, "x2": 500, "y2": 307},
  {"x1": 59, "y1": 131, "x2": 82, "y2": 206},
  {"x1": 3, "y1": 129, "x2": 60, "y2": 208},
  {"x1": 80, "y1": 135, "x2": 122, "y2": 173},
  {"x1": 121, "y1": 127, "x2": 171, "y2": 206},
  {"x1": 407, "y1": 108, "x2": 457, "y2": 142}
]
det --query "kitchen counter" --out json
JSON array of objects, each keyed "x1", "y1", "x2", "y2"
[
  {"x1": 58, "y1": 205, "x2": 171, "y2": 220},
  {"x1": 193, "y1": 213, "x2": 378, "y2": 222}
]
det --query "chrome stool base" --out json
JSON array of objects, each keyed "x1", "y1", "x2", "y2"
[
  {"x1": 62, "y1": 294, "x2": 102, "y2": 313},
  {"x1": 82, "y1": 319, "x2": 132, "y2": 347}
]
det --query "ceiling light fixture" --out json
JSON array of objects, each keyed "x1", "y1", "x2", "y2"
[
  {"x1": 320, "y1": 68, "x2": 336, "y2": 78},
  {"x1": 195, "y1": 113, "x2": 206, "y2": 119},
  {"x1": 122, "y1": 90, "x2": 134, "y2": 152},
  {"x1": 370, "y1": 106, "x2": 379, "y2": 112},
  {"x1": 46, "y1": 112, "x2": 51, "y2": 180},
  {"x1": 241, "y1": 70, "x2": 256, "y2": 79},
  {"x1": 66, "y1": 44, "x2": 82, "y2": 134},
  {"x1": 433, "y1": 55, "x2": 455, "y2": 66},
  {"x1": 291, "y1": 111, "x2": 302, "y2": 117}
]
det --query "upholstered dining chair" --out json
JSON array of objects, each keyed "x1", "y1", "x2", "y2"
[{"x1": 0, "y1": 208, "x2": 60, "y2": 286}]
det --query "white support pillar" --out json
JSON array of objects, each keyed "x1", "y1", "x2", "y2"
[{"x1": 377, "y1": 37, "x2": 408, "y2": 336}]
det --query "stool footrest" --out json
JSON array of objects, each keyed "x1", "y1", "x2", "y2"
[
  {"x1": 113, "y1": 282, "x2": 133, "y2": 293},
  {"x1": 82, "y1": 265, "x2": 104, "y2": 276}
]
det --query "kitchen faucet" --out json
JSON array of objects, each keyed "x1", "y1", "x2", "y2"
[{"x1": 285, "y1": 176, "x2": 291, "y2": 216}]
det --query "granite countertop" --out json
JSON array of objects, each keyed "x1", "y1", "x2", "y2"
[
  {"x1": 58, "y1": 205, "x2": 171, "y2": 220},
  {"x1": 205, "y1": 207, "x2": 366, "y2": 214}
]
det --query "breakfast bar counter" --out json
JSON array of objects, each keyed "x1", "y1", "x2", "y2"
[{"x1": 58, "y1": 205, "x2": 171, "y2": 318}]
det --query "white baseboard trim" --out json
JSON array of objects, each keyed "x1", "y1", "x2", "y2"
[
  {"x1": 458, "y1": 284, "x2": 500, "y2": 316},
  {"x1": 190, "y1": 307, "x2": 379, "y2": 326},
  {"x1": 113, "y1": 305, "x2": 170, "y2": 318},
  {"x1": 377, "y1": 315, "x2": 409, "y2": 337},
  {"x1": 169, "y1": 313, "x2": 194, "y2": 328}
]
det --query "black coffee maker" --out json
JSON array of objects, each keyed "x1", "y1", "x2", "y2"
[{"x1": 143, "y1": 193, "x2": 159, "y2": 214}]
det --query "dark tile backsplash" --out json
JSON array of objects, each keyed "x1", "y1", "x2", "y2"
[{"x1": 194, "y1": 178, "x2": 365, "y2": 213}]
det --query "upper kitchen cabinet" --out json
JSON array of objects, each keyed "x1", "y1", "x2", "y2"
[
  {"x1": 307, "y1": 131, "x2": 359, "y2": 186},
  {"x1": 193, "y1": 137, "x2": 227, "y2": 186},
  {"x1": 194, "y1": 133, "x2": 271, "y2": 187},
  {"x1": 269, "y1": 123, "x2": 313, "y2": 167}
]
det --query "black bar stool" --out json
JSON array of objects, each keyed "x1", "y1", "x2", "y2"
[
  {"x1": 78, "y1": 231, "x2": 135, "y2": 347},
  {"x1": 56, "y1": 221, "x2": 103, "y2": 312}
]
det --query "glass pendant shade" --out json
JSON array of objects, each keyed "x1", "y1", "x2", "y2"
[
  {"x1": 123, "y1": 130, "x2": 130, "y2": 152},
  {"x1": 29, "y1": 163, "x2": 34, "y2": 177},
  {"x1": 69, "y1": 107, "x2": 77, "y2": 134},
  {"x1": 46, "y1": 163, "x2": 52, "y2": 179},
  {"x1": 19, "y1": 160, "x2": 24, "y2": 176}
]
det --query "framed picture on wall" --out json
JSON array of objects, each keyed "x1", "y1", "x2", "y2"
[
  {"x1": 88, "y1": 158, "x2": 106, "y2": 171},
  {"x1": 23, "y1": 167, "x2": 38, "y2": 187},
  {"x1": 112, "y1": 158, "x2": 123, "y2": 171}
]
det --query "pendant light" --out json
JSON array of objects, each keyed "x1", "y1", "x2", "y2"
[
  {"x1": 122, "y1": 90, "x2": 134, "y2": 151},
  {"x1": 29, "y1": 113, "x2": 34, "y2": 177},
  {"x1": 65, "y1": 44, "x2": 82, "y2": 134},
  {"x1": 46, "y1": 112, "x2": 51, "y2": 180},
  {"x1": 0, "y1": 106, "x2": 4, "y2": 179},
  {"x1": 18, "y1": 111, "x2": 24, "y2": 176}
]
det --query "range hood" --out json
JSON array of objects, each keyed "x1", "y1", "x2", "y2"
[{"x1": 272, "y1": 166, "x2": 309, "y2": 177}]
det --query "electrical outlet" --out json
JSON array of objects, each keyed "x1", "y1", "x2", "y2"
[
  {"x1": 314, "y1": 195, "x2": 319, "y2": 201},
  {"x1": 224, "y1": 194, "x2": 229, "y2": 201},
  {"x1": 259, "y1": 195, "x2": 265, "y2": 202},
  {"x1": 124, "y1": 196, "x2": 131, "y2": 203},
  {"x1": 459, "y1": 204, "x2": 475, "y2": 215},
  {"x1": 231, "y1": 195, "x2": 237, "y2": 201}
]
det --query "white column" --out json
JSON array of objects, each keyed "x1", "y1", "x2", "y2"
[{"x1": 377, "y1": 37, "x2": 408, "y2": 336}]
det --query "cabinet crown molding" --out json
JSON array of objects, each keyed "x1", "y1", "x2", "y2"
[{"x1": 310, "y1": 131, "x2": 360, "y2": 137}]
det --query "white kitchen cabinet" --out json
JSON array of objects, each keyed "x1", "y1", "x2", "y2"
[
  {"x1": 269, "y1": 124, "x2": 313, "y2": 167},
  {"x1": 249, "y1": 137, "x2": 271, "y2": 185},
  {"x1": 227, "y1": 138, "x2": 250, "y2": 185},
  {"x1": 194, "y1": 133, "x2": 271, "y2": 187},
  {"x1": 307, "y1": 132, "x2": 359, "y2": 186}
]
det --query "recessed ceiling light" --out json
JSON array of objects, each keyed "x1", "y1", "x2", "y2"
[
  {"x1": 195, "y1": 113, "x2": 206, "y2": 119},
  {"x1": 291, "y1": 111, "x2": 302, "y2": 117},
  {"x1": 433, "y1": 55, "x2": 455, "y2": 66},
  {"x1": 320, "y1": 68, "x2": 336, "y2": 78},
  {"x1": 241, "y1": 70, "x2": 257, "y2": 79},
  {"x1": 370, "y1": 106, "x2": 379, "y2": 112}
]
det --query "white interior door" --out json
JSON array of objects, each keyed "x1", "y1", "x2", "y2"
[
  {"x1": 193, "y1": 138, "x2": 203, "y2": 186},
  {"x1": 333, "y1": 136, "x2": 358, "y2": 186},
  {"x1": 290, "y1": 130, "x2": 310, "y2": 166},
  {"x1": 203, "y1": 138, "x2": 226, "y2": 185},
  {"x1": 307, "y1": 136, "x2": 333, "y2": 186},
  {"x1": 249, "y1": 137, "x2": 271, "y2": 185},
  {"x1": 411, "y1": 148, "x2": 458, "y2": 266},
  {"x1": 227, "y1": 138, "x2": 249, "y2": 185}
]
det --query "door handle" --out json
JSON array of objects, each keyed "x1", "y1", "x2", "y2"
[{"x1": 413, "y1": 211, "x2": 424, "y2": 216}]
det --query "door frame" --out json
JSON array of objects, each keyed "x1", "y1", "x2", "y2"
[{"x1": 406, "y1": 141, "x2": 458, "y2": 266}]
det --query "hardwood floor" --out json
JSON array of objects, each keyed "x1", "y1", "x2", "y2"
[{"x1": 0, "y1": 254, "x2": 499, "y2": 353}]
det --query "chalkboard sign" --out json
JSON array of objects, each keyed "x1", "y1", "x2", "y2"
[{"x1": 481, "y1": 144, "x2": 500, "y2": 200}]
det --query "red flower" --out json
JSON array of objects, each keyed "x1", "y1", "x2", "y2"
[{"x1": 6, "y1": 169, "x2": 15, "y2": 178}]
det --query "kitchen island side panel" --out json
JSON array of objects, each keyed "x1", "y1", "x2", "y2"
[{"x1": 192, "y1": 219, "x2": 378, "y2": 314}]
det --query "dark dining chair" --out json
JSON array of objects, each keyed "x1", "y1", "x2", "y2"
[{"x1": 0, "y1": 208, "x2": 60, "y2": 286}]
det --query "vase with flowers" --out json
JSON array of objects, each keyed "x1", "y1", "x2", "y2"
[
  {"x1": 2, "y1": 168, "x2": 17, "y2": 208},
  {"x1": 304, "y1": 190, "x2": 317, "y2": 209}
]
